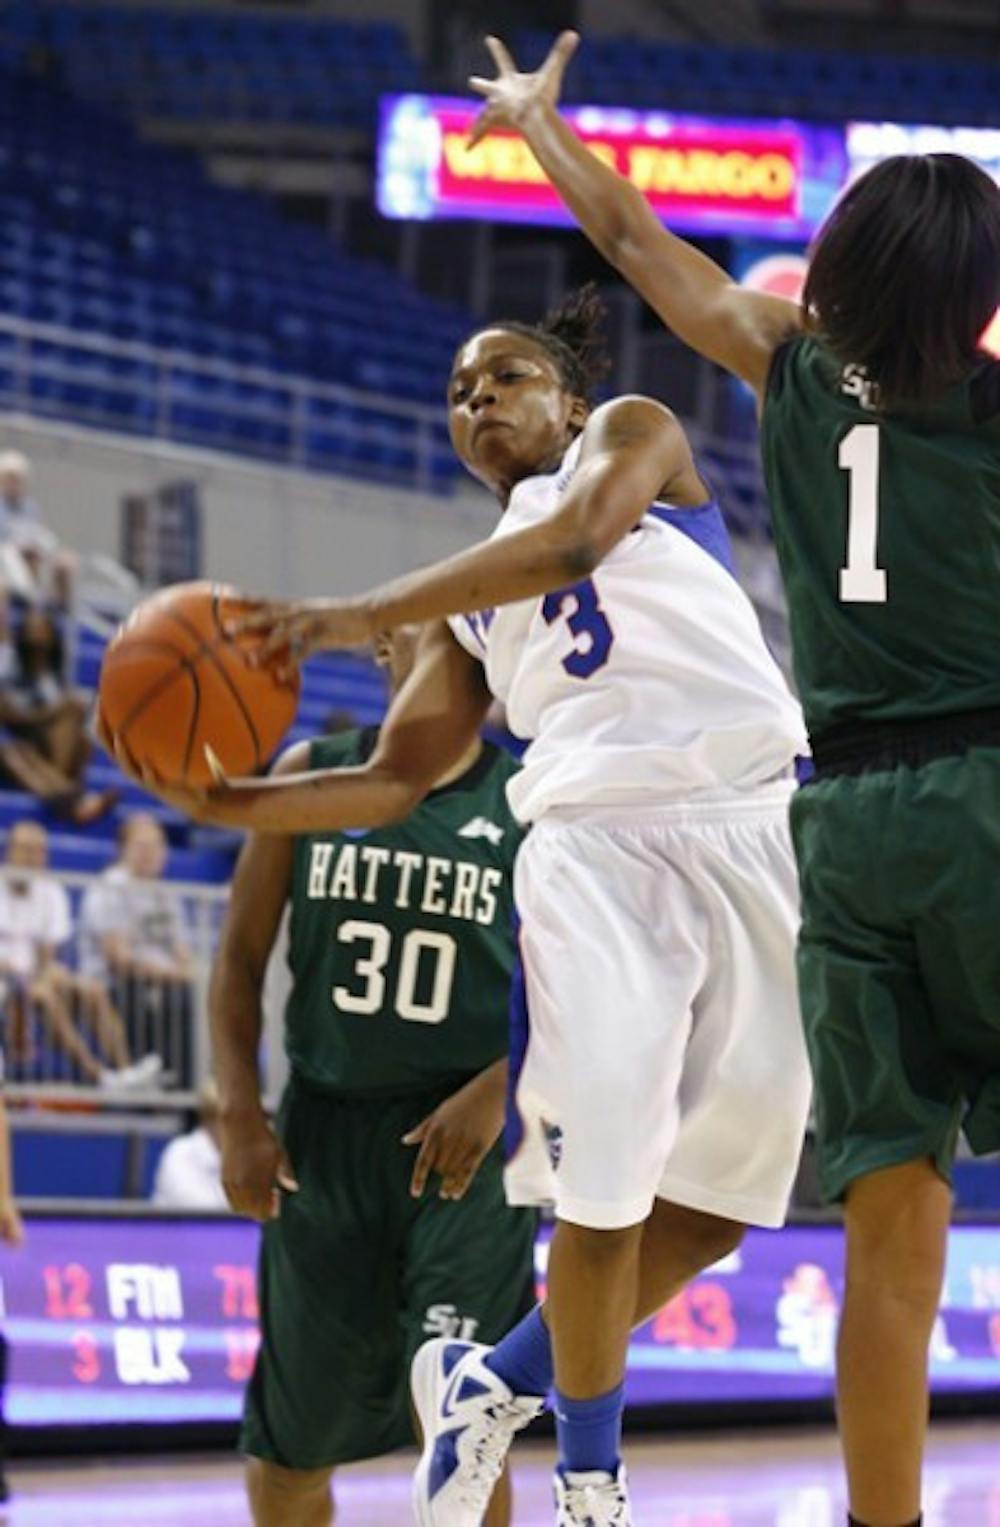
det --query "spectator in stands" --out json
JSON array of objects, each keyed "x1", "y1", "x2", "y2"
[
  {"x1": 0, "y1": 451, "x2": 75, "y2": 612},
  {"x1": 79, "y1": 813, "x2": 195, "y2": 1087},
  {"x1": 0, "y1": 608, "x2": 118, "y2": 826},
  {"x1": 152, "y1": 1081, "x2": 227, "y2": 1211},
  {"x1": 0, "y1": 821, "x2": 162, "y2": 1090}
]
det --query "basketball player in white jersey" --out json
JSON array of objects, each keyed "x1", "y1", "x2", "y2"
[{"x1": 117, "y1": 288, "x2": 812, "y2": 1526}]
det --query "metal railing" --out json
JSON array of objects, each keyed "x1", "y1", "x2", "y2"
[
  {"x1": 0, "y1": 314, "x2": 789, "y2": 658},
  {"x1": 1, "y1": 867, "x2": 231, "y2": 1110},
  {"x1": 0, "y1": 315, "x2": 452, "y2": 492}
]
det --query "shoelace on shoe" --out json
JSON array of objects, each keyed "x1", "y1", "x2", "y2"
[
  {"x1": 454, "y1": 1397, "x2": 540, "y2": 1512},
  {"x1": 564, "y1": 1479, "x2": 630, "y2": 1527}
]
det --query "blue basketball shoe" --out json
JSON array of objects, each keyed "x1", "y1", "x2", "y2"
[{"x1": 411, "y1": 1337, "x2": 544, "y2": 1525}]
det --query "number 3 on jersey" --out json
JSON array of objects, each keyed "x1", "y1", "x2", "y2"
[
  {"x1": 839, "y1": 423, "x2": 887, "y2": 604},
  {"x1": 542, "y1": 578, "x2": 614, "y2": 678}
]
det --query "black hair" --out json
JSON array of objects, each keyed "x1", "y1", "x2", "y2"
[
  {"x1": 803, "y1": 153, "x2": 1000, "y2": 408},
  {"x1": 16, "y1": 610, "x2": 63, "y2": 678},
  {"x1": 462, "y1": 283, "x2": 612, "y2": 404}
]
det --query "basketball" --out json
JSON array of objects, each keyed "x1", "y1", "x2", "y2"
[{"x1": 97, "y1": 581, "x2": 300, "y2": 786}]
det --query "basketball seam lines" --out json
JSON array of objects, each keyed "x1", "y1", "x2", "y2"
[
  {"x1": 111, "y1": 660, "x2": 194, "y2": 739},
  {"x1": 181, "y1": 664, "x2": 202, "y2": 779},
  {"x1": 164, "y1": 600, "x2": 263, "y2": 769}
]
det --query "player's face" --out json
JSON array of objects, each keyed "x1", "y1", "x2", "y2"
[{"x1": 448, "y1": 330, "x2": 587, "y2": 498}]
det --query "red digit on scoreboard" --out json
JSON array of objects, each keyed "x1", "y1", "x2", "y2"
[
  {"x1": 651, "y1": 1283, "x2": 737, "y2": 1350},
  {"x1": 42, "y1": 1264, "x2": 94, "y2": 1320},
  {"x1": 224, "y1": 1328, "x2": 260, "y2": 1382},
  {"x1": 71, "y1": 1331, "x2": 100, "y2": 1383},
  {"x1": 689, "y1": 1283, "x2": 737, "y2": 1351},
  {"x1": 213, "y1": 1265, "x2": 258, "y2": 1320}
]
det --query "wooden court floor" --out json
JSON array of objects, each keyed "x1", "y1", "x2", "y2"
[{"x1": 4, "y1": 1422, "x2": 999, "y2": 1524}]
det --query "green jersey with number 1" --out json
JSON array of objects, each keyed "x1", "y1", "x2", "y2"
[
  {"x1": 761, "y1": 336, "x2": 1000, "y2": 737},
  {"x1": 282, "y1": 728, "x2": 524, "y2": 1095}
]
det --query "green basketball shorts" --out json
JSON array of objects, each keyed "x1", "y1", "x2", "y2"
[
  {"x1": 241, "y1": 1076, "x2": 537, "y2": 1470},
  {"x1": 791, "y1": 746, "x2": 1000, "y2": 1202}
]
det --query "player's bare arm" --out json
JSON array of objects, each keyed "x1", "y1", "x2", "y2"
[
  {"x1": 117, "y1": 620, "x2": 491, "y2": 833},
  {"x1": 470, "y1": 32, "x2": 800, "y2": 397},
  {"x1": 209, "y1": 745, "x2": 301, "y2": 1220},
  {"x1": 233, "y1": 395, "x2": 688, "y2": 662}
]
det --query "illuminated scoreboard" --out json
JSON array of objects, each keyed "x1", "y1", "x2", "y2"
[
  {"x1": 376, "y1": 95, "x2": 846, "y2": 241},
  {"x1": 1, "y1": 1216, "x2": 998, "y2": 1427},
  {"x1": 2, "y1": 1217, "x2": 258, "y2": 1425}
]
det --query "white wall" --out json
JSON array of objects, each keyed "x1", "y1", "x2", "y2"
[{"x1": 0, "y1": 415, "x2": 494, "y2": 600}]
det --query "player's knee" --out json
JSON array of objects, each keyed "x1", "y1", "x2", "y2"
[
  {"x1": 649, "y1": 1200, "x2": 745, "y2": 1274},
  {"x1": 843, "y1": 1159, "x2": 950, "y2": 1299},
  {"x1": 556, "y1": 1219, "x2": 644, "y2": 1266},
  {"x1": 246, "y1": 1456, "x2": 334, "y2": 1526},
  {"x1": 682, "y1": 1214, "x2": 744, "y2": 1270}
]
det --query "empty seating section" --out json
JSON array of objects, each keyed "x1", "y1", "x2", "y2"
[
  {"x1": 0, "y1": 619, "x2": 388, "y2": 882},
  {"x1": 513, "y1": 29, "x2": 999, "y2": 125},
  {"x1": 0, "y1": 67, "x2": 463, "y2": 480},
  {"x1": 0, "y1": 2, "x2": 420, "y2": 128},
  {"x1": 2, "y1": 3, "x2": 995, "y2": 130}
]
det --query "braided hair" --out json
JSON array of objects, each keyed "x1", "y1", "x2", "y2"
[{"x1": 465, "y1": 283, "x2": 611, "y2": 405}]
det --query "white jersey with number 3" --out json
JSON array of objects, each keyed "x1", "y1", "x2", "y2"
[{"x1": 449, "y1": 436, "x2": 806, "y2": 824}]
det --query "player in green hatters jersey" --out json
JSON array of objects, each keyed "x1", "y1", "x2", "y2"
[
  {"x1": 210, "y1": 626, "x2": 534, "y2": 1527},
  {"x1": 467, "y1": 30, "x2": 1000, "y2": 1527}
]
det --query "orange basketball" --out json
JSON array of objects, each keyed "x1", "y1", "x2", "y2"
[{"x1": 98, "y1": 581, "x2": 300, "y2": 786}]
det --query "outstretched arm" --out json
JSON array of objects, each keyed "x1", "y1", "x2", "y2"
[
  {"x1": 238, "y1": 395, "x2": 691, "y2": 659},
  {"x1": 470, "y1": 32, "x2": 801, "y2": 396},
  {"x1": 105, "y1": 620, "x2": 491, "y2": 833}
]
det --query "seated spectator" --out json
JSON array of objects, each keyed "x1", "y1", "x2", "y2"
[
  {"x1": 152, "y1": 1081, "x2": 227, "y2": 1210},
  {"x1": 0, "y1": 451, "x2": 76, "y2": 613},
  {"x1": 0, "y1": 821, "x2": 162, "y2": 1090},
  {"x1": 79, "y1": 814, "x2": 195, "y2": 1087},
  {"x1": 0, "y1": 608, "x2": 118, "y2": 825}
]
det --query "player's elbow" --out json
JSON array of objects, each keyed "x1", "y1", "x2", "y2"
[
  {"x1": 558, "y1": 532, "x2": 603, "y2": 581},
  {"x1": 378, "y1": 786, "x2": 423, "y2": 827},
  {"x1": 366, "y1": 763, "x2": 425, "y2": 826}
]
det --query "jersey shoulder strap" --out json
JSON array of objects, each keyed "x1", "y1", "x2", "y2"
[{"x1": 307, "y1": 726, "x2": 376, "y2": 773}]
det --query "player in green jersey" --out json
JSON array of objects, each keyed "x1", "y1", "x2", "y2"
[
  {"x1": 209, "y1": 625, "x2": 534, "y2": 1527},
  {"x1": 461, "y1": 31, "x2": 1000, "y2": 1527}
]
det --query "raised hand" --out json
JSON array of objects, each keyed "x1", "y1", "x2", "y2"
[
  {"x1": 468, "y1": 30, "x2": 579, "y2": 148},
  {"x1": 225, "y1": 596, "x2": 373, "y2": 675}
]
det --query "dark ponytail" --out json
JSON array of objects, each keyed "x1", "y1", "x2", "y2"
[{"x1": 464, "y1": 282, "x2": 612, "y2": 403}]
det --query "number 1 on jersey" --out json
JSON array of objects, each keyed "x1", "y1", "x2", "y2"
[{"x1": 839, "y1": 423, "x2": 887, "y2": 604}]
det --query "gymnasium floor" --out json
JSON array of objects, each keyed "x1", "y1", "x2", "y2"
[{"x1": 4, "y1": 1423, "x2": 999, "y2": 1525}]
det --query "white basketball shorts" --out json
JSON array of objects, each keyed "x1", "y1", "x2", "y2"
[{"x1": 505, "y1": 783, "x2": 812, "y2": 1231}]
